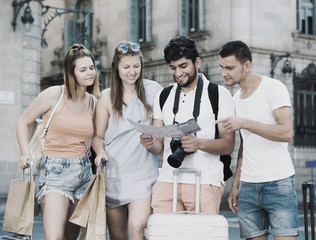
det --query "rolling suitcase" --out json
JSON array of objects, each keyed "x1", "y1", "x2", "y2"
[
  {"x1": 302, "y1": 181, "x2": 316, "y2": 240},
  {"x1": 145, "y1": 168, "x2": 229, "y2": 240}
]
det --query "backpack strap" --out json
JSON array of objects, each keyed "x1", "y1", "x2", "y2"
[
  {"x1": 208, "y1": 82, "x2": 219, "y2": 137},
  {"x1": 207, "y1": 82, "x2": 233, "y2": 181},
  {"x1": 159, "y1": 85, "x2": 173, "y2": 110}
]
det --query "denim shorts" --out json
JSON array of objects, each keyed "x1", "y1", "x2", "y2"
[
  {"x1": 37, "y1": 155, "x2": 92, "y2": 204},
  {"x1": 238, "y1": 175, "x2": 299, "y2": 238}
]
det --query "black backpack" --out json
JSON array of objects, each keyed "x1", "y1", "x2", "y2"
[{"x1": 159, "y1": 82, "x2": 233, "y2": 181}]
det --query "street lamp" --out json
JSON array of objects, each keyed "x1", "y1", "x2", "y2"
[
  {"x1": 11, "y1": 0, "x2": 103, "y2": 76},
  {"x1": 12, "y1": 0, "x2": 34, "y2": 32},
  {"x1": 20, "y1": 3, "x2": 34, "y2": 32},
  {"x1": 11, "y1": 0, "x2": 95, "y2": 49},
  {"x1": 40, "y1": 5, "x2": 94, "y2": 48},
  {"x1": 270, "y1": 53, "x2": 293, "y2": 78}
]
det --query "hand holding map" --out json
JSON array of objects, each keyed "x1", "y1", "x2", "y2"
[{"x1": 127, "y1": 118, "x2": 201, "y2": 138}]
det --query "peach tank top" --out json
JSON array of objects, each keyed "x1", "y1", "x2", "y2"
[{"x1": 43, "y1": 96, "x2": 93, "y2": 158}]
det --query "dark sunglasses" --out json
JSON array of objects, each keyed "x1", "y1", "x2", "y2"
[{"x1": 117, "y1": 42, "x2": 140, "y2": 54}]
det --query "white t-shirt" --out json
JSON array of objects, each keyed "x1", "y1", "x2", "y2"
[
  {"x1": 154, "y1": 74, "x2": 234, "y2": 186},
  {"x1": 233, "y1": 76, "x2": 295, "y2": 183}
]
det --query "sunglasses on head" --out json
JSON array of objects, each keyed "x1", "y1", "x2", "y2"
[{"x1": 117, "y1": 42, "x2": 140, "y2": 54}]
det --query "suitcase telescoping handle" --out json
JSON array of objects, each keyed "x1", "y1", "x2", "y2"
[
  {"x1": 173, "y1": 168, "x2": 201, "y2": 213},
  {"x1": 302, "y1": 182, "x2": 315, "y2": 240}
]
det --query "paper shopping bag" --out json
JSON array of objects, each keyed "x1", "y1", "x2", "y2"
[
  {"x1": 79, "y1": 172, "x2": 106, "y2": 240},
  {"x1": 2, "y1": 177, "x2": 35, "y2": 236},
  {"x1": 69, "y1": 174, "x2": 97, "y2": 227}
]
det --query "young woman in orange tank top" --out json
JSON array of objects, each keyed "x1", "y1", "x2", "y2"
[{"x1": 16, "y1": 44, "x2": 100, "y2": 239}]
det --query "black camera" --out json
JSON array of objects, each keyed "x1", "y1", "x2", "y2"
[{"x1": 167, "y1": 137, "x2": 193, "y2": 168}]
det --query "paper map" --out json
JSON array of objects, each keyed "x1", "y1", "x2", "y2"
[{"x1": 127, "y1": 118, "x2": 201, "y2": 138}]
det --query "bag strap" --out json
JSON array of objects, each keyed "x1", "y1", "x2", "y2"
[
  {"x1": 207, "y1": 81, "x2": 233, "y2": 181},
  {"x1": 91, "y1": 95, "x2": 96, "y2": 113},
  {"x1": 159, "y1": 85, "x2": 173, "y2": 110},
  {"x1": 172, "y1": 75, "x2": 203, "y2": 124},
  {"x1": 41, "y1": 85, "x2": 64, "y2": 138},
  {"x1": 192, "y1": 75, "x2": 203, "y2": 121},
  {"x1": 207, "y1": 81, "x2": 219, "y2": 137}
]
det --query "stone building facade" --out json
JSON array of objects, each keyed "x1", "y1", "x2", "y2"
[{"x1": 0, "y1": 0, "x2": 316, "y2": 213}]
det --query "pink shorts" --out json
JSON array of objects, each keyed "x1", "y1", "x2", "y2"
[{"x1": 151, "y1": 181, "x2": 223, "y2": 214}]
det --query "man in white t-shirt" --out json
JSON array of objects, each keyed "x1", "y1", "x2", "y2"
[
  {"x1": 140, "y1": 35, "x2": 235, "y2": 214},
  {"x1": 217, "y1": 40, "x2": 299, "y2": 239}
]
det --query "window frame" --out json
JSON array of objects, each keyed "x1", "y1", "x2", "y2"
[
  {"x1": 64, "y1": 0, "x2": 93, "y2": 54},
  {"x1": 297, "y1": 0, "x2": 316, "y2": 35},
  {"x1": 179, "y1": 0, "x2": 205, "y2": 36},
  {"x1": 130, "y1": 0, "x2": 152, "y2": 43},
  {"x1": 293, "y1": 63, "x2": 316, "y2": 147}
]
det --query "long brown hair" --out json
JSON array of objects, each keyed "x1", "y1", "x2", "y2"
[
  {"x1": 63, "y1": 44, "x2": 100, "y2": 100},
  {"x1": 110, "y1": 41, "x2": 152, "y2": 118}
]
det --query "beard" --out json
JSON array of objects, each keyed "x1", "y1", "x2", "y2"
[{"x1": 174, "y1": 68, "x2": 198, "y2": 88}]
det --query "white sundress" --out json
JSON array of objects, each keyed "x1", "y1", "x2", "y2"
[{"x1": 104, "y1": 79, "x2": 162, "y2": 209}]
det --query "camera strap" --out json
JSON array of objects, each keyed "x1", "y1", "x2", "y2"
[{"x1": 172, "y1": 74, "x2": 203, "y2": 124}]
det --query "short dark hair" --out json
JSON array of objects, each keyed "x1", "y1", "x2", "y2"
[
  {"x1": 218, "y1": 40, "x2": 252, "y2": 63},
  {"x1": 164, "y1": 35, "x2": 199, "y2": 64}
]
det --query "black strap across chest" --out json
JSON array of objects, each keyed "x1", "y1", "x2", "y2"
[{"x1": 172, "y1": 75, "x2": 203, "y2": 124}]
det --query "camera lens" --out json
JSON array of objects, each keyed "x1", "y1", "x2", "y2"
[{"x1": 167, "y1": 148, "x2": 185, "y2": 168}]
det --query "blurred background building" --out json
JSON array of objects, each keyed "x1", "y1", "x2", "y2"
[{"x1": 0, "y1": 0, "x2": 315, "y2": 213}]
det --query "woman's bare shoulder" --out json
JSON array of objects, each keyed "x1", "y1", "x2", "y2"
[
  {"x1": 35, "y1": 85, "x2": 64, "y2": 107},
  {"x1": 100, "y1": 88, "x2": 111, "y2": 101},
  {"x1": 39, "y1": 85, "x2": 64, "y2": 99}
]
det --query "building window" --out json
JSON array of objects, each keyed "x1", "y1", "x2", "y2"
[
  {"x1": 138, "y1": 0, "x2": 146, "y2": 42},
  {"x1": 64, "y1": 0, "x2": 93, "y2": 54},
  {"x1": 130, "y1": 0, "x2": 152, "y2": 43},
  {"x1": 179, "y1": 0, "x2": 205, "y2": 35},
  {"x1": 297, "y1": 0, "x2": 316, "y2": 34},
  {"x1": 294, "y1": 63, "x2": 316, "y2": 147}
]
